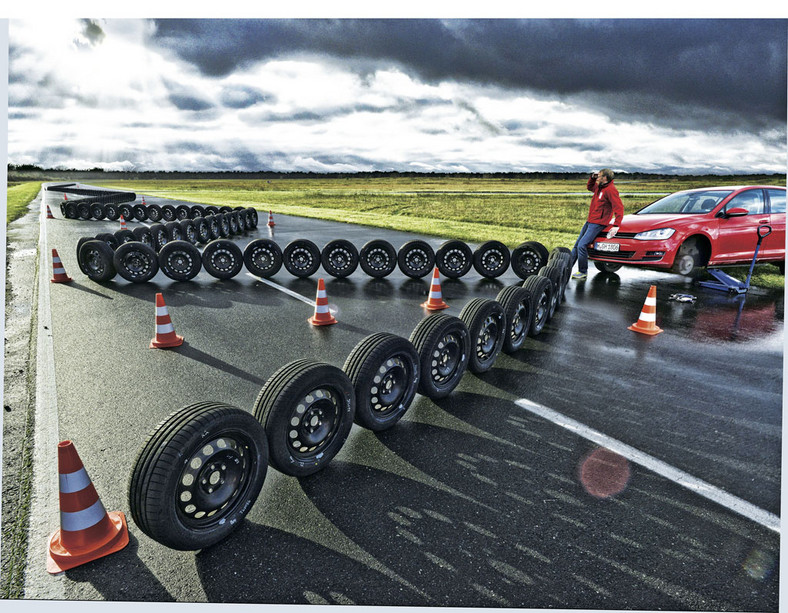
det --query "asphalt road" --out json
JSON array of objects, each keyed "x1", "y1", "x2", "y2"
[{"x1": 15, "y1": 185, "x2": 784, "y2": 609}]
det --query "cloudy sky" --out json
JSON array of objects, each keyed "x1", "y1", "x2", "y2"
[{"x1": 7, "y1": 18, "x2": 788, "y2": 174}]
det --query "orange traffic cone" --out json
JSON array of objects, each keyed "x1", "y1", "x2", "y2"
[
  {"x1": 267, "y1": 211, "x2": 275, "y2": 228},
  {"x1": 50, "y1": 249, "x2": 72, "y2": 283},
  {"x1": 308, "y1": 278, "x2": 338, "y2": 326},
  {"x1": 46, "y1": 440, "x2": 129, "y2": 574},
  {"x1": 46, "y1": 205, "x2": 55, "y2": 219},
  {"x1": 150, "y1": 293, "x2": 184, "y2": 348},
  {"x1": 421, "y1": 267, "x2": 449, "y2": 310},
  {"x1": 628, "y1": 285, "x2": 663, "y2": 335},
  {"x1": 63, "y1": 194, "x2": 68, "y2": 201},
  {"x1": 119, "y1": 215, "x2": 128, "y2": 230},
  {"x1": 141, "y1": 196, "x2": 146, "y2": 205}
]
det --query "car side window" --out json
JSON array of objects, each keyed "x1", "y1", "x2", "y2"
[
  {"x1": 726, "y1": 190, "x2": 765, "y2": 215},
  {"x1": 767, "y1": 189, "x2": 786, "y2": 214}
]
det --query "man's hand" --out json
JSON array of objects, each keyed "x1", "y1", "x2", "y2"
[{"x1": 606, "y1": 226, "x2": 618, "y2": 239}]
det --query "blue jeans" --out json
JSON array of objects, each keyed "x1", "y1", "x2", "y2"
[{"x1": 571, "y1": 222, "x2": 606, "y2": 273}]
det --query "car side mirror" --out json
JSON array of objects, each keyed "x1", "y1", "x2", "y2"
[{"x1": 723, "y1": 207, "x2": 749, "y2": 218}]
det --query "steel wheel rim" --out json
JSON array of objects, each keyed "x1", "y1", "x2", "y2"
[
  {"x1": 287, "y1": 387, "x2": 341, "y2": 458},
  {"x1": 510, "y1": 302, "x2": 527, "y2": 343},
  {"x1": 329, "y1": 248, "x2": 353, "y2": 272},
  {"x1": 476, "y1": 314, "x2": 501, "y2": 361},
  {"x1": 482, "y1": 249, "x2": 504, "y2": 272},
  {"x1": 443, "y1": 248, "x2": 467, "y2": 273},
  {"x1": 367, "y1": 248, "x2": 390, "y2": 271},
  {"x1": 211, "y1": 249, "x2": 237, "y2": 273},
  {"x1": 535, "y1": 292, "x2": 549, "y2": 327},
  {"x1": 176, "y1": 434, "x2": 253, "y2": 528},
  {"x1": 371, "y1": 356, "x2": 410, "y2": 415},
  {"x1": 168, "y1": 251, "x2": 196, "y2": 274},
  {"x1": 86, "y1": 248, "x2": 108, "y2": 275},
  {"x1": 431, "y1": 333, "x2": 463, "y2": 384},
  {"x1": 406, "y1": 249, "x2": 428, "y2": 273},
  {"x1": 252, "y1": 247, "x2": 275, "y2": 271},
  {"x1": 290, "y1": 247, "x2": 314, "y2": 271},
  {"x1": 519, "y1": 250, "x2": 538, "y2": 274},
  {"x1": 123, "y1": 252, "x2": 154, "y2": 277}
]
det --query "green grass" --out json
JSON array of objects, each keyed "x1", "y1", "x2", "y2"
[
  {"x1": 6, "y1": 182, "x2": 43, "y2": 224},
  {"x1": 95, "y1": 176, "x2": 785, "y2": 289}
]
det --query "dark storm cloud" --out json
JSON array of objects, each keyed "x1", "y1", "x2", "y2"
[
  {"x1": 150, "y1": 18, "x2": 787, "y2": 132},
  {"x1": 77, "y1": 19, "x2": 106, "y2": 47},
  {"x1": 220, "y1": 85, "x2": 271, "y2": 109}
]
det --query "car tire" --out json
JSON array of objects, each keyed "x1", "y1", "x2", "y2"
[
  {"x1": 103, "y1": 203, "x2": 120, "y2": 221},
  {"x1": 149, "y1": 223, "x2": 169, "y2": 251},
  {"x1": 133, "y1": 204, "x2": 148, "y2": 222},
  {"x1": 359, "y1": 239, "x2": 397, "y2": 278},
  {"x1": 202, "y1": 239, "x2": 244, "y2": 280},
  {"x1": 253, "y1": 360, "x2": 355, "y2": 477},
  {"x1": 594, "y1": 261, "x2": 623, "y2": 274},
  {"x1": 227, "y1": 212, "x2": 240, "y2": 235},
  {"x1": 217, "y1": 214, "x2": 231, "y2": 238},
  {"x1": 244, "y1": 239, "x2": 283, "y2": 278},
  {"x1": 77, "y1": 202, "x2": 91, "y2": 220},
  {"x1": 511, "y1": 241, "x2": 548, "y2": 279},
  {"x1": 179, "y1": 219, "x2": 199, "y2": 245},
  {"x1": 113, "y1": 241, "x2": 159, "y2": 283},
  {"x1": 165, "y1": 221, "x2": 184, "y2": 242},
  {"x1": 193, "y1": 217, "x2": 212, "y2": 244},
  {"x1": 321, "y1": 239, "x2": 359, "y2": 278},
  {"x1": 409, "y1": 314, "x2": 470, "y2": 399},
  {"x1": 78, "y1": 239, "x2": 117, "y2": 282},
  {"x1": 458, "y1": 298, "x2": 506, "y2": 373},
  {"x1": 538, "y1": 264, "x2": 564, "y2": 318},
  {"x1": 161, "y1": 205, "x2": 177, "y2": 222},
  {"x1": 522, "y1": 275, "x2": 552, "y2": 336},
  {"x1": 671, "y1": 238, "x2": 703, "y2": 276},
  {"x1": 132, "y1": 226, "x2": 156, "y2": 251},
  {"x1": 473, "y1": 241, "x2": 511, "y2": 278},
  {"x1": 495, "y1": 285, "x2": 533, "y2": 353},
  {"x1": 398, "y1": 240, "x2": 435, "y2": 279},
  {"x1": 90, "y1": 203, "x2": 106, "y2": 220},
  {"x1": 146, "y1": 204, "x2": 163, "y2": 222},
  {"x1": 343, "y1": 333, "x2": 420, "y2": 431},
  {"x1": 189, "y1": 205, "x2": 205, "y2": 219},
  {"x1": 119, "y1": 204, "x2": 134, "y2": 222},
  {"x1": 95, "y1": 232, "x2": 119, "y2": 250},
  {"x1": 283, "y1": 239, "x2": 321, "y2": 278},
  {"x1": 245, "y1": 208, "x2": 259, "y2": 229},
  {"x1": 175, "y1": 205, "x2": 191, "y2": 221},
  {"x1": 64, "y1": 202, "x2": 78, "y2": 219},
  {"x1": 204, "y1": 215, "x2": 221, "y2": 240},
  {"x1": 159, "y1": 240, "x2": 202, "y2": 281},
  {"x1": 128, "y1": 402, "x2": 269, "y2": 551},
  {"x1": 113, "y1": 229, "x2": 136, "y2": 245},
  {"x1": 435, "y1": 240, "x2": 473, "y2": 278}
]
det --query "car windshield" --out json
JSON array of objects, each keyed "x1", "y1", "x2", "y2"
[{"x1": 635, "y1": 190, "x2": 733, "y2": 215}]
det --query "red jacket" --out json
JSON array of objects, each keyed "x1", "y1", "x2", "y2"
[{"x1": 586, "y1": 176, "x2": 624, "y2": 226}]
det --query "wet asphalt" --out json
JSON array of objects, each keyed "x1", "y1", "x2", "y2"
[{"x1": 21, "y1": 185, "x2": 783, "y2": 609}]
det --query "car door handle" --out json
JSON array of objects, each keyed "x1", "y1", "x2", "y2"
[{"x1": 758, "y1": 220, "x2": 769, "y2": 224}]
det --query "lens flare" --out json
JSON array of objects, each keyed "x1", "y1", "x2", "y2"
[{"x1": 579, "y1": 448, "x2": 631, "y2": 499}]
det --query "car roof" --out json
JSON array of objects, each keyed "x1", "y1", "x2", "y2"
[{"x1": 681, "y1": 185, "x2": 785, "y2": 194}]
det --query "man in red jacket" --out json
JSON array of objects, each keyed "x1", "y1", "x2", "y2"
[{"x1": 570, "y1": 168, "x2": 624, "y2": 279}]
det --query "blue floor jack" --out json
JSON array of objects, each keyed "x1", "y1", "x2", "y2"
[{"x1": 699, "y1": 225, "x2": 772, "y2": 294}]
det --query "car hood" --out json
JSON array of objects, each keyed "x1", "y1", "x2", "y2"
[{"x1": 620, "y1": 213, "x2": 701, "y2": 232}]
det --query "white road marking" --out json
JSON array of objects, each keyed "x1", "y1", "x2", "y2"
[
  {"x1": 514, "y1": 398, "x2": 780, "y2": 533},
  {"x1": 246, "y1": 273, "x2": 316, "y2": 306}
]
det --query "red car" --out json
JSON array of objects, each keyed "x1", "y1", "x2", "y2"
[{"x1": 589, "y1": 185, "x2": 786, "y2": 276}]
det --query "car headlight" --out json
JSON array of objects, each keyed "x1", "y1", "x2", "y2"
[{"x1": 634, "y1": 228, "x2": 675, "y2": 240}]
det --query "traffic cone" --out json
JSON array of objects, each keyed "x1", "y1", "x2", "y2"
[
  {"x1": 50, "y1": 249, "x2": 72, "y2": 283},
  {"x1": 63, "y1": 194, "x2": 68, "y2": 201},
  {"x1": 421, "y1": 267, "x2": 449, "y2": 310},
  {"x1": 46, "y1": 440, "x2": 129, "y2": 574},
  {"x1": 150, "y1": 293, "x2": 184, "y2": 348},
  {"x1": 628, "y1": 285, "x2": 663, "y2": 335},
  {"x1": 119, "y1": 215, "x2": 128, "y2": 230},
  {"x1": 267, "y1": 211, "x2": 275, "y2": 228},
  {"x1": 46, "y1": 205, "x2": 55, "y2": 219},
  {"x1": 308, "y1": 278, "x2": 338, "y2": 326},
  {"x1": 141, "y1": 196, "x2": 146, "y2": 205}
]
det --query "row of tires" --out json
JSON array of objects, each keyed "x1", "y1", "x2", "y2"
[
  {"x1": 128, "y1": 247, "x2": 572, "y2": 551},
  {"x1": 61, "y1": 199, "x2": 252, "y2": 224}
]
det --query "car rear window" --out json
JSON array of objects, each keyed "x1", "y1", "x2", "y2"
[
  {"x1": 767, "y1": 189, "x2": 786, "y2": 214},
  {"x1": 636, "y1": 190, "x2": 733, "y2": 214}
]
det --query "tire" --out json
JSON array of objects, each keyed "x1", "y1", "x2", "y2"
[
  {"x1": 321, "y1": 239, "x2": 359, "y2": 278},
  {"x1": 149, "y1": 223, "x2": 169, "y2": 251},
  {"x1": 283, "y1": 239, "x2": 321, "y2": 278},
  {"x1": 458, "y1": 298, "x2": 506, "y2": 373},
  {"x1": 64, "y1": 202, "x2": 78, "y2": 219},
  {"x1": 194, "y1": 217, "x2": 212, "y2": 244},
  {"x1": 133, "y1": 204, "x2": 148, "y2": 222},
  {"x1": 189, "y1": 205, "x2": 205, "y2": 219},
  {"x1": 119, "y1": 204, "x2": 134, "y2": 223},
  {"x1": 104, "y1": 203, "x2": 119, "y2": 221},
  {"x1": 473, "y1": 241, "x2": 510, "y2": 278},
  {"x1": 175, "y1": 205, "x2": 191, "y2": 220},
  {"x1": 161, "y1": 205, "x2": 177, "y2": 222},
  {"x1": 76, "y1": 237, "x2": 94, "y2": 275},
  {"x1": 90, "y1": 203, "x2": 106, "y2": 220},
  {"x1": 113, "y1": 229, "x2": 136, "y2": 245},
  {"x1": 77, "y1": 202, "x2": 91, "y2": 220},
  {"x1": 95, "y1": 232, "x2": 119, "y2": 250},
  {"x1": 202, "y1": 239, "x2": 244, "y2": 279},
  {"x1": 113, "y1": 241, "x2": 159, "y2": 283},
  {"x1": 409, "y1": 314, "x2": 470, "y2": 399},
  {"x1": 435, "y1": 240, "x2": 473, "y2": 278},
  {"x1": 159, "y1": 240, "x2": 202, "y2": 281},
  {"x1": 205, "y1": 206, "x2": 220, "y2": 216},
  {"x1": 226, "y1": 212, "x2": 239, "y2": 235},
  {"x1": 359, "y1": 239, "x2": 397, "y2": 278},
  {"x1": 671, "y1": 239, "x2": 702, "y2": 276},
  {"x1": 244, "y1": 239, "x2": 283, "y2": 278},
  {"x1": 128, "y1": 402, "x2": 269, "y2": 551},
  {"x1": 594, "y1": 261, "x2": 623, "y2": 274},
  {"x1": 78, "y1": 240, "x2": 117, "y2": 282},
  {"x1": 165, "y1": 221, "x2": 184, "y2": 242},
  {"x1": 495, "y1": 285, "x2": 533, "y2": 354},
  {"x1": 236, "y1": 211, "x2": 247, "y2": 233},
  {"x1": 253, "y1": 360, "x2": 355, "y2": 477},
  {"x1": 538, "y1": 264, "x2": 563, "y2": 318},
  {"x1": 398, "y1": 240, "x2": 435, "y2": 279},
  {"x1": 245, "y1": 208, "x2": 259, "y2": 229},
  {"x1": 217, "y1": 214, "x2": 231, "y2": 238},
  {"x1": 342, "y1": 333, "x2": 420, "y2": 431},
  {"x1": 132, "y1": 226, "x2": 156, "y2": 251},
  {"x1": 204, "y1": 215, "x2": 221, "y2": 240},
  {"x1": 146, "y1": 204, "x2": 163, "y2": 222},
  {"x1": 179, "y1": 219, "x2": 199, "y2": 245},
  {"x1": 219, "y1": 206, "x2": 233, "y2": 213},
  {"x1": 511, "y1": 241, "x2": 548, "y2": 279},
  {"x1": 522, "y1": 275, "x2": 553, "y2": 336}
]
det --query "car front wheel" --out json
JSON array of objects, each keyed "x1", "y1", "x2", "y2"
[
  {"x1": 593, "y1": 261, "x2": 623, "y2": 274},
  {"x1": 671, "y1": 239, "x2": 702, "y2": 276}
]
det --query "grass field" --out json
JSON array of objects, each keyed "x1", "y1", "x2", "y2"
[
  {"x1": 95, "y1": 175, "x2": 785, "y2": 289},
  {"x1": 6, "y1": 182, "x2": 43, "y2": 224}
]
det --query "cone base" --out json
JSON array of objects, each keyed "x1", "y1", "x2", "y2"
[
  {"x1": 628, "y1": 323, "x2": 663, "y2": 335},
  {"x1": 308, "y1": 315, "x2": 337, "y2": 326},
  {"x1": 421, "y1": 300, "x2": 450, "y2": 310},
  {"x1": 51, "y1": 276, "x2": 73, "y2": 284},
  {"x1": 46, "y1": 511, "x2": 129, "y2": 574},
  {"x1": 150, "y1": 334, "x2": 184, "y2": 348}
]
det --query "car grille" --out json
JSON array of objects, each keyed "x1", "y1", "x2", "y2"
[
  {"x1": 588, "y1": 248, "x2": 636, "y2": 259},
  {"x1": 611, "y1": 232, "x2": 638, "y2": 239}
]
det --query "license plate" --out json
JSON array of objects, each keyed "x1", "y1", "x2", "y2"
[{"x1": 595, "y1": 242, "x2": 619, "y2": 252}]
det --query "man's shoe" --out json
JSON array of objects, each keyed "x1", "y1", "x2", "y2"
[{"x1": 571, "y1": 272, "x2": 588, "y2": 280}]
